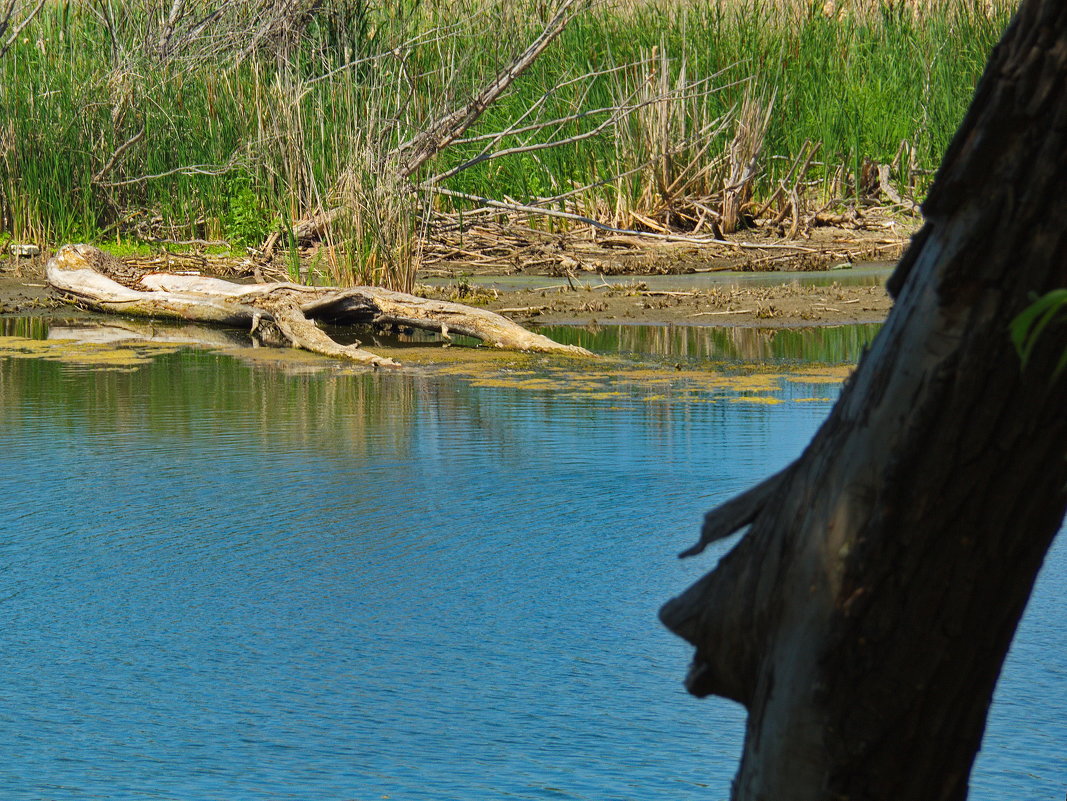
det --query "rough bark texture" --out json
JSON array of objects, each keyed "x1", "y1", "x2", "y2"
[
  {"x1": 660, "y1": 3, "x2": 1067, "y2": 800},
  {"x1": 46, "y1": 244, "x2": 591, "y2": 365}
]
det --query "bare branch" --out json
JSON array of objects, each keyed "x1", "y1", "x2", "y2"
[
  {"x1": 156, "y1": 0, "x2": 186, "y2": 57},
  {"x1": 389, "y1": 0, "x2": 588, "y2": 179},
  {"x1": 95, "y1": 151, "x2": 244, "y2": 188},
  {"x1": 424, "y1": 101, "x2": 632, "y2": 185},
  {"x1": 449, "y1": 63, "x2": 642, "y2": 145},
  {"x1": 0, "y1": 0, "x2": 20, "y2": 49},
  {"x1": 484, "y1": 113, "x2": 733, "y2": 213},
  {"x1": 425, "y1": 72, "x2": 737, "y2": 187},
  {"x1": 0, "y1": 0, "x2": 45, "y2": 57},
  {"x1": 91, "y1": 125, "x2": 147, "y2": 186}
]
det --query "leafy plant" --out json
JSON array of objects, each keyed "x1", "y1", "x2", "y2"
[
  {"x1": 223, "y1": 178, "x2": 273, "y2": 251},
  {"x1": 1011, "y1": 289, "x2": 1067, "y2": 376}
]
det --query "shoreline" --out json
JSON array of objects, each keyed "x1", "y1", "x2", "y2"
[
  {"x1": 0, "y1": 241, "x2": 896, "y2": 332},
  {"x1": 422, "y1": 269, "x2": 893, "y2": 329}
]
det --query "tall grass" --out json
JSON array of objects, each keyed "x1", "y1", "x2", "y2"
[{"x1": 0, "y1": 0, "x2": 1011, "y2": 287}]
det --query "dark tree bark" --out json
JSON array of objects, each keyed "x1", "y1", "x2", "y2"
[{"x1": 660, "y1": 3, "x2": 1067, "y2": 799}]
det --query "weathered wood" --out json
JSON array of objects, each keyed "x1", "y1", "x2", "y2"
[
  {"x1": 660, "y1": 3, "x2": 1067, "y2": 799},
  {"x1": 678, "y1": 466, "x2": 792, "y2": 558},
  {"x1": 46, "y1": 244, "x2": 591, "y2": 365}
]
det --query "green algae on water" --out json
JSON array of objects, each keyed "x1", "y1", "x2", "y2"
[{"x1": 0, "y1": 335, "x2": 183, "y2": 370}]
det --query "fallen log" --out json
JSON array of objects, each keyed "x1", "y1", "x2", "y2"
[{"x1": 46, "y1": 244, "x2": 591, "y2": 366}]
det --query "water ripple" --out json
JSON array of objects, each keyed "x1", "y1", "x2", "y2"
[{"x1": 0, "y1": 347, "x2": 1061, "y2": 800}]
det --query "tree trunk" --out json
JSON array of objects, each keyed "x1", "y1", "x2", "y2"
[
  {"x1": 46, "y1": 244, "x2": 591, "y2": 366},
  {"x1": 660, "y1": 3, "x2": 1067, "y2": 799}
]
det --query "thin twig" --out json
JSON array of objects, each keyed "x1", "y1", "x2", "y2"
[
  {"x1": 688, "y1": 309, "x2": 754, "y2": 317},
  {"x1": 1, "y1": 0, "x2": 44, "y2": 55}
]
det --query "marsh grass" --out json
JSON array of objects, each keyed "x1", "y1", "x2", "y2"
[{"x1": 0, "y1": 0, "x2": 1010, "y2": 287}]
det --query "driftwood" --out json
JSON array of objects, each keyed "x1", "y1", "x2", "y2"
[{"x1": 46, "y1": 244, "x2": 591, "y2": 366}]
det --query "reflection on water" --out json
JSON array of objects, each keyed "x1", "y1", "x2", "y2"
[
  {"x1": 0, "y1": 346, "x2": 819, "y2": 800},
  {"x1": 0, "y1": 321, "x2": 1061, "y2": 801},
  {"x1": 540, "y1": 323, "x2": 880, "y2": 363},
  {"x1": 1, "y1": 315, "x2": 879, "y2": 367},
  {"x1": 1, "y1": 315, "x2": 51, "y2": 339}
]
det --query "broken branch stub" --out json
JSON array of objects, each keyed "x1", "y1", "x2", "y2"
[{"x1": 46, "y1": 244, "x2": 591, "y2": 365}]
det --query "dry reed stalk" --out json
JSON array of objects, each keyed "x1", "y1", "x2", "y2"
[
  {"x1": 720, "y1": 90, "x2": 774, "y2": 234},
  {"x1": 606, "y1": 46, "x2": 736, "y2": 231}
]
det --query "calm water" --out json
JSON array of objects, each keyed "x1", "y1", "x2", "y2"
[
  {"x1": 426, "y1": 262, "x2": 894, "y2": 293},
  {"x1": 0, "y1": 324, "x2": 1062, "y2": 800}
]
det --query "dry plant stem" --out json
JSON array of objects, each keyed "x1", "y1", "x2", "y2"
[
  {"x1": 46, "y1": 245, "x2": 591, "y2": 364},
  {"x1": 721, "y1": 91, "x2": 775, "y2": 233},
  {"x1": 752, "y1": 140, "x2": 820, "y2": 222},
  {"x1": 518, "y1": 115, "x2": 731, "y2": 217}
]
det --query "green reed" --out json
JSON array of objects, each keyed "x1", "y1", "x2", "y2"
[{"x1": 0, "y1": 1, "x2": 1010, "y2": 287}]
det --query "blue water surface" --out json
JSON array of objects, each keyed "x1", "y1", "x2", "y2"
[{"x1": 0, "y1": 342, "x2": 1062, "y2": 800}]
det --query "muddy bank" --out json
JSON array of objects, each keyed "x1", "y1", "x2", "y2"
[
  {"x1": 424, "y1": 275, "x2": 892, "y2": 327},
  {"x1": 0, "y1": 256, "x2": 63, "y2": 314},
  {"x1": 0, "y1": 243, "x2": 895, "y2": 330}
]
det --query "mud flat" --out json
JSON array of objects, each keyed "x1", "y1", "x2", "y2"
[
  {"x1": 0, "y1": 249, "x2": 894, "y2": 330},
  {"x1": 424, "y1": 271, "x2": 892, "y2": 328}
]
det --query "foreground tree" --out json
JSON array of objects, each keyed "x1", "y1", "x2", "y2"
[{"x1": 660, "y1": 2, "x2": 1067, "y2": 799}]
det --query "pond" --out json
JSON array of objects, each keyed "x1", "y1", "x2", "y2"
[{"x1": 0, "y1": 320, "x2": 1062, "y2": 800}]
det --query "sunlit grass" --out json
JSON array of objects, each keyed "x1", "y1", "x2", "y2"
[{"x1": 0, "y1": 0, "x2": 1010, "y2": 284}]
